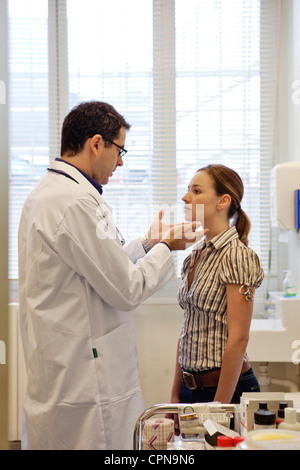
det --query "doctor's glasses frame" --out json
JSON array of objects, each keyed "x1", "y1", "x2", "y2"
[
  {"x1": 89, "y1": 134, "x2": 128, "y2": 158},
  {"x1": 104, "y1": 139, "x2": 128, "y2": 158}
]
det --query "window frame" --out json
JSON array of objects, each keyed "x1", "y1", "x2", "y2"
[{"x1": 8, "y1": 0, "x2": 281, "y2": 305}]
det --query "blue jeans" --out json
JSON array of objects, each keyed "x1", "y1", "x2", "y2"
[{"x1": 180, "y1": 367, "x2": 260, "y2": 404}]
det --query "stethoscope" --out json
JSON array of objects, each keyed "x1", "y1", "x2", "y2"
[
  {"x1": 47, "y1": 167, "x2": 126, "y2": 246},
  {"x1": 117, "y1": 229, "x2": 126, "y2": 246}
]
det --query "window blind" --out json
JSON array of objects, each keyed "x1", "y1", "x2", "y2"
[
  {"x1": 8, "y1": 0, "x2": 49, "y2": 279},
  {"x1": 175, "y1": 0, "x2": 281, "y2": 274},
  {"x1": 66, "y1": 0, "x2": 154, "y2": 246},
  {"x1": 8, "y1": 0, "x2": 281, "y2": 282}
]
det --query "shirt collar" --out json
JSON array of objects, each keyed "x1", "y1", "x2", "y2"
[
  {"x1": 207, "y1": 226, "x2": 239, "y2": 250},
  {"x1": 55, "y1": 158, "x2": 103, "y2": 195},
  {"x1": 191, "y1": 226, "x2": 239, "y2": 254},
  {"x1": 192, "y1": 236, "x2": 207, "y2": 253}
]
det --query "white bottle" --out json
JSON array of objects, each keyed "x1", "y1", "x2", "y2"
[
  {"x1": 283, "y1": 270, "x2": 297, "y2": 298},
  {"x1": 278, "y1": 408, "x2": 300, "y2": 432}
]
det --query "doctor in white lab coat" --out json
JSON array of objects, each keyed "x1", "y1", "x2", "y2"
[{"x1": 18, "y1": 101, "x2": 203, "y2": 450}]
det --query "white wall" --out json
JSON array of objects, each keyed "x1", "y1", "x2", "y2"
[{"x1": 134, "y1": 300, "x2": 182, "y2": 409}]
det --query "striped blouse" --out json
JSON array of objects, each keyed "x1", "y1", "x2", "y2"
[{"x1": 178, "y1": 226, "x2": 264, "y2": 372}]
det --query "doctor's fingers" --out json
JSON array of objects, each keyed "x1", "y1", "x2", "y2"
[
  {"x1": 164, "y1": 225, "x2": 208, "y2": 251},
  {"x1": 147, "y1": 210, "x2": 175, "y2": 242},
  {"x1": 183, "y1": 226, "x2": 209, "y2": 241},
  {"x1": 152, "y1": 209, "x2": 175, "y2": 231},
  {"x1": 172, "y1": 222, "x2": 208, "y2": 240}
]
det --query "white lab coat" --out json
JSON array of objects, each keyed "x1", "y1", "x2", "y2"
[{"x1": 18, "y1": 160, "x2": 175, "y2": 450}]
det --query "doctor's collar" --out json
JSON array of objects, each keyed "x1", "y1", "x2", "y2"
[{"x1": 54, "y1": 158, "x2": 103, "y2": 195}]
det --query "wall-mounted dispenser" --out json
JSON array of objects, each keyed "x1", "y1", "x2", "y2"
[
  {"x1": 295, "y1": 189, "x2": 300, "y2": 230},
  {"x1": 270, "y1": 162, "x2": 300, "y2": 229}
]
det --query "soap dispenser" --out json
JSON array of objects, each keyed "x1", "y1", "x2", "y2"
[{"x1": 283, "y1": 270, "x2": 297, "y2": 298}]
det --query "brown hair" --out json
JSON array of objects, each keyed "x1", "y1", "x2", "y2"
[
  {"x1": 60, "y1": 101, "x2": 131, "y2": 156},
  {"x1": 197, "y1": 164, "x2": 251, "y2": 246}
]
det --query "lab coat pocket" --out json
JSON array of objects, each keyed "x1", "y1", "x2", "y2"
[{"x1": 92, "y1": 321, "x2": 141, "y2": 403}]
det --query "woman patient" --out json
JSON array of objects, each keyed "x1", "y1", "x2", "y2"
[{"x1": 170, "y1": 164, "x2": 264, "y2": 408}]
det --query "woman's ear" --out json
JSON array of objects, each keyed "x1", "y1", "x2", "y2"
[{"x1": 217, "y1": 193, "x2": 231, "y2": 210}]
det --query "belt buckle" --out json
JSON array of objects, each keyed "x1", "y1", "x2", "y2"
[{"x1": 182, "y1": 371, "x2": 197, "y2": 390}]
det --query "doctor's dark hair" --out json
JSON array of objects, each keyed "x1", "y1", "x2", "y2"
[
  {"x1": 60, "y1": 101, "x2": 131, "y2": 156},
  {"x1": 197, "y1": 164, "x2": 251, "y2": 246}
]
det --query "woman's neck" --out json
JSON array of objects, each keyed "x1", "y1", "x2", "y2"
[{"x1": 205, "y1": 220, "x2": 230, "y2": 242}]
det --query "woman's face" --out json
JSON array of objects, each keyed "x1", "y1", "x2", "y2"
[{"x1": 182, "y1": 171, "x2": 220, "y2": 225}]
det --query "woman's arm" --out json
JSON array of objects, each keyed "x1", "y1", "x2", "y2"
[
  {"x1": 213, "y1": 283, "x2": 254, "y2": 403},
  {"x1": 170, "y1": 338, "x2": 182, "y2": 403}
]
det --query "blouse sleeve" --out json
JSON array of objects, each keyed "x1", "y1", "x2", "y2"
[{"x1": 220, "y1": 245, "x2": 264, "y2": 288}]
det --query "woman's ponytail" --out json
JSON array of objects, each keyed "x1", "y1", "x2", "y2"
[{"x1": 235, "y1": 208, "x2": 251, "y2": 247}]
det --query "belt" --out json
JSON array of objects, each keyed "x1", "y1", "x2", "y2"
[{"x1": 182, "y1": 361, "x2": 250, "y2": 390}]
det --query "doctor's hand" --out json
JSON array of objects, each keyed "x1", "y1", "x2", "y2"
[
  {"x1": 145, "y1": 210, "x2": 174, "y2": 249},
  {"x1": 161, "y1": 222, "x2": 209, "y2": 251}
]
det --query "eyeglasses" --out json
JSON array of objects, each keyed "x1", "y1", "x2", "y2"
[
  {"x1": 104, "y1": 138, "x2": 128, "y2": 158},
  {"x1": 89, "y1": 134, "x2": 128, "y2": 158}
]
